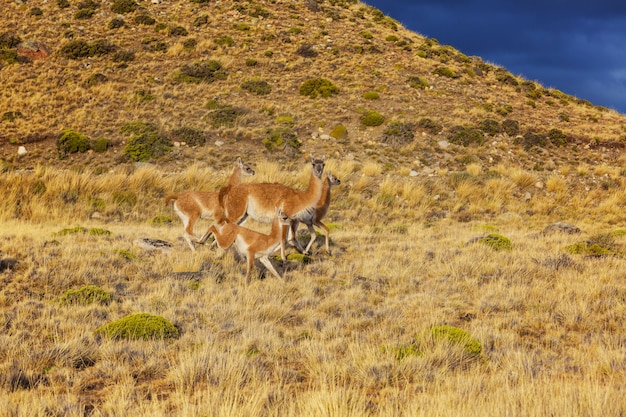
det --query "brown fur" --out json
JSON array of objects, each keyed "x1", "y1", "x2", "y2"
[
  {"x1": 200, "y1": 208, "x2": 292, "y2": 284},
  {"x1": 165, "y1": 158, "x2": 255, "y2": 251},
  {"x1": 221, "y1": 155, "x2": 326, "y2": 252},
  {"x1": 290, "y1": 171, "x2": 340, "y2": 255}
]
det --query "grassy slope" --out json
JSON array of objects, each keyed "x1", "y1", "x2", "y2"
[{"x1": 1, "y1": 0, "x2": 626, "y2": 415}]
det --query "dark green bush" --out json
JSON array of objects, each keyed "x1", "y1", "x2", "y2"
[
  {"x1": 502, "y1": 119, "x2": 519, "y2": 136},
  {"x1": 241, "y1": 80, "x2": 271, "y2": 96},
  {"x1": 496, "y1": 105, "x2": 513, "y2": 116},
  {"x1": 381, "y1": 121, "x2": 414, "y2": 145},
  {"x1": 245, "y1": 58, "x2": 257, "y2": 66},
  {"x1": 263, "y1": 127, "x2": 301, "y2": 151},
  {"x1": 182, "y1": 38, "x2": 197, "y2": 50},
  {"x1": 0, "y1": 32, "x2": 21, "y2": 49},
  {"x1": 207, "y1": 104, "x2": 245, "y2": 128},
  {"x1": 112, "y1": 50, "x2": 134, "y2": 63},
  {"x1": 91, "y1": 137, "x2": 110, "y2": 152},
  {"x1": 480, "y1": 119, "x2": 501, "y2": 135},
  {"x1": 57, "y1": 129, "x2": 91, "y2": 156},
  {"x1": 193, "y1": 15, "x2": 209, "y2": 27},
  {"x1": 61, "y1": 285, "x2": 112, "y2": 306},
  {"x1": 85, "y1": 73, "x2": 107, "y2": 87},
  {"x1": 174, "y1": 59, "x2": 227, "y2": 84},
  {"x1": 475, "y1": 234, "x2": 512, "y2": 251},
  {"x1": 407, "y1": 76, "x2": 429, "y2": 90},
  {"x1": 214, "y1": 35, "x2": 234, "y2": 47},
  {"x1": 2, "y1": 111, "x2": 24, "y2": 122},
  {"x1": 548, "y1": 128, "x2": 568, "y2": 147},
  {"x1": 57, "y1": 0, "x2": 70, "y2": 9},
  {"x1": 447, "y1": 126, "x2": 485, "y2": 146},
  {"x1": 134, "y1": 14, "x2": 156, "y2": 25},
  {"x1": 121, "y1": 122, "x2": 171, "y2": 162},
  {"x1": 363, "y1": 91, "x2": 379, "y2": 100},
  {"x1": 108, "y1": 18, "x2": 125, "y2": 29},
  {"x1": 170, "y1": 127, "x2": 206, "y2": 146},
  {"x1": 433, "y1": 66, "x2": 458, "y2": 78},
  {"x1": 495, "y1": 68, "x2": 519, "y2": 86},
  {"x1": 29, "y1": 7, "x2": 44, "y2": 17},
  {"x1": 299, "y1": 78, "x2": 339, "y2": 99},
  {"x1": 361, "y1": 111, "x2": 385, "y2": 127},
  {"x1": 110, "y1": 0, "x2": 136, "y2": 14},
  {"x1": 515, "y1": 131, "x2": 546, "y2": 150},
  {"x1": 60, "y1": 39, "x2": 115, "y2": 59},
  {"x1": 169, "y1": 26, "x2": 188, "y2": 37},
  {"x1": 94, "y1": 313, "x2": 179, "y2": 340},
  {"x1": 418, "y1": 118, "x2": 442, "y2": 134}
]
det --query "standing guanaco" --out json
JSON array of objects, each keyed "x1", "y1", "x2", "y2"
[
  {"x1": 290, "y1": 171, "x2": 341, "y2": 255},
  {"x1": 165, "y1": 157, "x2": 255, "y2": 251},
  {"x1": 202, "y1": 207, "x2": 292, "y2": 284},
  {"x1": 219, "y1": 155, "x2": 326, "y2": 253}
]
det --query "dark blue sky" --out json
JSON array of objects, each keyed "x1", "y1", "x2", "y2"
[{"x1": 364, "y1": 1, "x2": 626, "y2": 115}]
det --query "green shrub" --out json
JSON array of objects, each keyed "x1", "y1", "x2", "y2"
[
  {"x1": 241, "y1": 80, "x2": 271, "y2": 95},
  {"x1": 112, "y1": 50, "x2": 134, "y2": 63},
  {"x1": 430, "y1": 325, "x2": 483, "y2": 358},
  {"x1": 433, "y1": 66, "x2": 458, "y2": 78},
  {"x1": 407, "y1": 76, "x2": 429, "y2": 90},
  {"x1": 91, "y1": 137, "x2": 110, "y2": 152},
  {"x1": 169, "y1": 26, "x2": 188, "y2": 37},
  {"x1": 447, "y1": 126, "x2": 485, "y2": 146},
  {"x1": 108, "y1": 18, "x2": 125, "y2": 29},
  {"x1": 193, "y1": 15, "x2": 208, "y2": 27},
  {"x1": 296, "y1": 43, "x2": 318, "y2": 58},
  {"x1": 514, "y1": 131, "x2": 546, "y2": 150},
  {"x1": 0, "y1": 33, "x2": 21, "y2": 49},
  {"x1": 30, "y1": 7, "x2": 44, "y2": 17},
  {"x1": 60, "y1": 285, "x2": 112, "y2": 306},
  {"x1": 381, "y1": 121, "x2": 414, "y2": 145},
  {"x1": 94, "y1": 313, "x2": 179, "y2": 340},
  {"x1": 88, "y1": 227, "x2": 111, "y2": 236},
  {"x1": 85, "y1": 73, "x2": 108, "y2": 87},
  {"x1": 170, "y1": 127, "x2": 206, "y2": 146},
  {"x1": 207, "y1": 104, "x2": 245, "y2": 128},
  {"x1": 502, "y1": 119, "x2": 519, "y2": 136},
  {"x1": 275, "y1": 115, "x2": 295, "y2": 126},
  {"x1": 263, "y1": 127, "x2": 301, "y2": 151},
  {"x1": 245, "y1": 58, "x2": 258, "y2": 66},
  {"x1": 57, "y1": 129, "x2": 91, "y2": 156},
  {"x1": 299, "y1": 78, "x2": 339, "y2": 99},
  {"x1": 480, "y1": 119, "x2": 501, "y2": 135},
  {"x1": 151, "y1": 215, "x2": 172, "y2": 226},
  {"x1": 2, "y1": 111, "x2": 24, "y2": 122},
  {"x1": 495, "y1": 68, "x2": 519, "y2": 86},
  {"x1": 361, "y1": 111, "x2": 384, "y2": 127},
  {"x1": 496, "y1": 105, "x2": 513, "y2": 116},
  {"x1": 121, "y1": 122, "x2": 171, "y2": 162},
  {"x1": 57, "y1": 226, "x2": 88, "y2": 236},
  {"x1": 214, "y1": 35, "x2": 234, "y2": 47},
  {"x1": 418, "y1": 118, "x2": 442, "y2": 134},
  {"x1": 57, "y1": 0, "x2": 70, "y2": 9},
  {"x1": 385, "y1": 35, "x2": 399, "y2": 42},
  {"x1": 60, "y1": 39, "x2": 115, "y2": 59},
  {"x1": 117, "y1": 249, "x2": 136, "y2": 260},
  {"x1": 134, "y1": 14, "x2": 156, "y2": 25},
  {"x1": 182, "y1": 38, "x2": 197, "y2": 50},
  {"x1": 476, "y1": 233, "x2": 512, "y2": 251},
  {"x1": 111, "y1": 0, "x2": 137, "y2": 14},
  {"x1": 330, "y1": 124, "x2": 348, "y2": 140},
  {"x1": 174, "y1": 59, "x2": 227, "y2": 84},
  {"x1": 547, "y1": 128, "x2": 568, "y2": 146},
  {"x1": 363, "y1": 91, "x2": 379, "y2": 100}
]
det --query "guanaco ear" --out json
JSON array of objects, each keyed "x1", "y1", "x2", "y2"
[{"x1": 236, "y1": 157, "x2": 242, "y2": 165}]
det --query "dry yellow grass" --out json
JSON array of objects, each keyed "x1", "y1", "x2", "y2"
[{"x1": 2, "y1": 161, "x2": 626, "y2": 416}]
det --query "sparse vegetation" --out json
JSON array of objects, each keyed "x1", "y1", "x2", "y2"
[
  {"x1": 299, "y1": 78, "x2": 339, "y2": 98},
  {"x1": 174, "y1": 59, "x2": 227, "y2": 84},
  {"x1": 241, "y1": 79, "x2": 271, "y2": 96}
]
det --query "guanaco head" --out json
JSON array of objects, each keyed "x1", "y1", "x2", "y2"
[
  {"x1": 236, "y1": 157, "x2": 256, "y2": 177},
  {"x1": 310, "y1": 154, "x2": 326, "y2": 179},
  {"x1": 326, "y1": 171, "x2": 341, "y2": 187},
  {"x1": 275, "y1": 207, "x2": 292, "y2": 226}
]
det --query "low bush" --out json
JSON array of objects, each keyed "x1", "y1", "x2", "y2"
[
  {"x1": 134, "y1": 14, "x2": 156, "y2": 25},
  {"x1": 480, "y1": 119, "x2": 501, "y2": 135},
  {"x1": 170, "y1": 127, "x2": 206, "y2": 146},
  {"x1": 214, "y1": 35, "x2": 234, "y2": 47},
  {"x1": 241, "y1": 80, "x2": 271, "y2": 96},
  {"x1": 418, "y1": 118, "x2": 442, "y2": 134},
  {"x1": 407, "y1": 76, "x2": 429, "y2": 90},
  {"x1": 60, "y1": 39, "x2": 116, "y2": 59},
  {"x1": 502, "y1": 119, "x2": 519, "y2": 136},
  {"x1": 495, "y1": 68, "x2": 519, "y2": 86},
  {"x1": 94, "y1": 313, "x2": 179, "y2": 340},
  {"x1": 111, "y1": 0, "x2": 137, "y2": 14},
  {"x1": 91, "y1": 137, "x2": 110, "y2": 152},
  {"x1": 60, "y1": 285, "x2": 112, "y2": 306},
  {"x1": 330, "y1": 124, "x2": 348, "y2": 140},
  {"x1": 363, "y1": 91, "x2": 379, "y2": 100},
  {"x1": 296, "y1": 43, "x2": 318, "y2": 58},
  {"x1": 108, "y1": 18, "x2": 125, "y2": 30},
  {"x1": 514, "y1": 131, "x2": 547, "y2": 150},
  {"x1": 430, "y1": 325, "x2": 483, "y2": 359},
  {"x1": 112, "y1": 50, "x2": 134, "y2": 63},
  {"x1": 121, "y1": 122, "x2": 171, "y2": 162},
  {"x1": 548, "y1": 128, "x2": 568, "y2": 147},
  {"x1": 433, "y1": 66, "x2": 458, "y2": 78},
  {"x1": 299, "y1": 78, "x2": 339, "y2": 99},
  {"x1": 174, "y1": 59, "x2": 227, "y2": 84},
  {"x1": 169, "y1": 26, "x2": 188, "y2": 37},
  {"x1": 447, "y1": 126, "x2": 485, "y2": 146},
  {"x1": 381, "y1": 121, "x2": 414, "y2": 145},
  {"x1": 57, "y1": 129, "x2": 91, "y2": 156},
  {"x1": 361, "y1": 110, "x2": 384, "y2": 127},
  {"x1": 476, "y1": 234, "x2": 512, "y2": 251},
  {"x1": 207, "y1": 104, "x2": 245, "y2": 128},
  {"x1": 85, "y1": 73, "x2": 108, "y2": 87},
  {"x1": 263, "y1": 127, "x2": 301, "y2": 151}
]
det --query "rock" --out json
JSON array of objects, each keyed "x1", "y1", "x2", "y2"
[
  {"x1": 17, "y1": 146, "x2": 27, "y2": 156},
  {"x1": 542, "y1": 222, "x2": 581, "y2": 235},
  {"x1": 133, "y1": 238, "x2": 173, "y2": 252}
]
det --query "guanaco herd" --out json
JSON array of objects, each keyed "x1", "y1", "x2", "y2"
[{"x1": 165, "y1": 155, "x2": 340, "y2": 283}]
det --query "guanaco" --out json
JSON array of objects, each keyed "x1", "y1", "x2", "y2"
[
  {"x1": 165, "y1": 157, "x2": 255, "y2": 251},
  {"x1": 202, "y1": 207, "x2": 292, "y2": 284},
  {"x1": 290, "y1": 171, "x2": 340, "y2": 255},
  {"x1": 220, "y1": 155, "x2": 326, "y2": 252}
]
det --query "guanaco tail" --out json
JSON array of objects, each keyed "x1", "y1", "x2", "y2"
[
  {"x1": 165, "y1": 157, "x2": 255, "y2": 251},
  {"x1": 290, "y1": 171, "x2": 340, "y2": 255},
  {"x1": 199, "y1": 207, "x2": 292, "y2": 284}
]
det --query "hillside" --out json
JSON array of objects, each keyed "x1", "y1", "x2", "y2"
[{"x1": 2, "y1": 0, "x2": 626, "y2": 175}]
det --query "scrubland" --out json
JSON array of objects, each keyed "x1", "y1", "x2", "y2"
[{"x1": 1, "y1": 158, "x2": 625, "y2": 416}]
